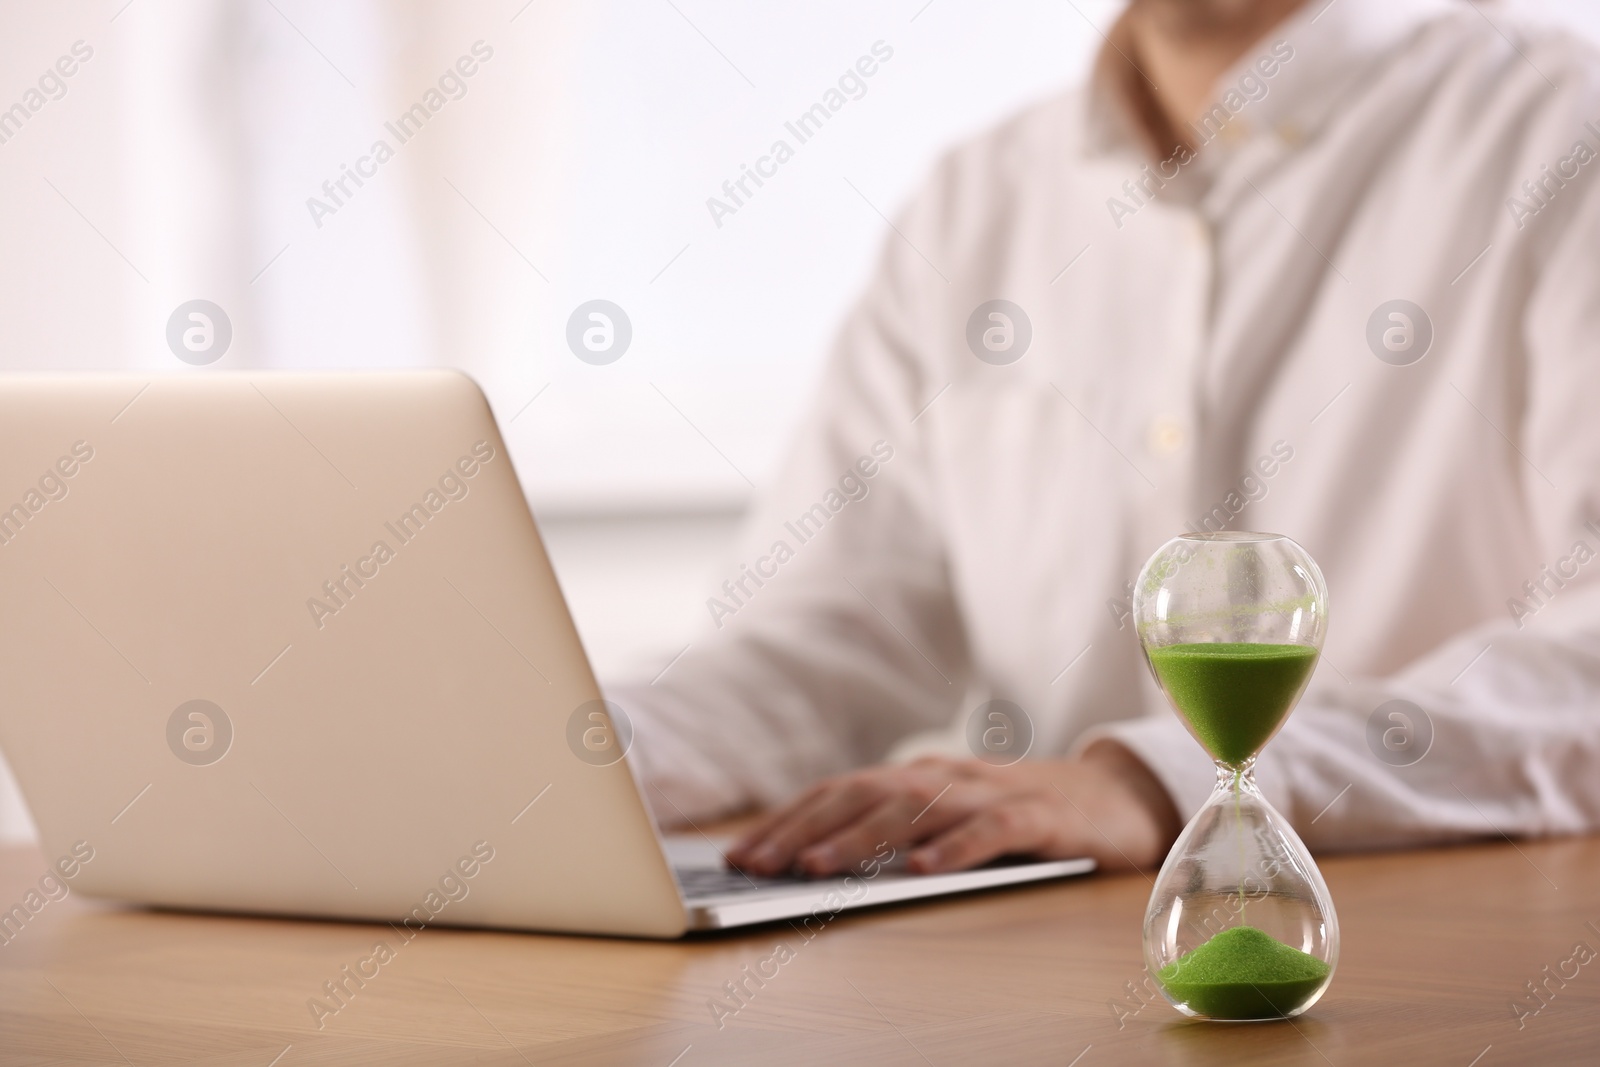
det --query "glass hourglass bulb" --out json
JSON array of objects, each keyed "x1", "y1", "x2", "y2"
[{"x1": 1133, "y1": 532, "x2": 1338, "y2": 1021}]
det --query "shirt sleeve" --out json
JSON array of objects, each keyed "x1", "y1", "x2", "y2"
[
  {"x1": 611, "y1": 181, "x2": 970, "y2": 828},
  {"x1": 1093, "y1": 148, "x2": 1600, "y2": 852}
]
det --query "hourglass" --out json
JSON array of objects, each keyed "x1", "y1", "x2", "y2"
[{"x1": 1134, "y1": 532, "x2": 1337, "y2": 1021}]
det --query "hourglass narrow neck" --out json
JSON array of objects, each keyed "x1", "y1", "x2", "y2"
[{"x1": 1215, "y1": 759, "x2": 1259, "y2": 791}]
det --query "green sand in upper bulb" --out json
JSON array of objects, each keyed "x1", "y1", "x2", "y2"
[
  {"x1": 1158, "y1": 926, "x2": 1331, "y2": 1020},
  {"x1": 1147, "y1": 642, "x2": 1318, "y2": 765}
]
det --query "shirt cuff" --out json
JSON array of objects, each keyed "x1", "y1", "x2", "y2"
[
  {"x1": 1073, "y1": 715, "x2": 1217, "y2": 823},
  {"x1": 605, "y1": 682, "x2": 751, "y2": 828}
]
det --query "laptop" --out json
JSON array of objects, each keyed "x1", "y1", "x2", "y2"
[{"x1": 0, "y1": 371, "x2": 1093, "y2": 937}]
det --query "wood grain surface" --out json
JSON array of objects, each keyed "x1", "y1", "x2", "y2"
[{"x1": 1, "y1": 835, "x2": 1597, "y2": 1065}]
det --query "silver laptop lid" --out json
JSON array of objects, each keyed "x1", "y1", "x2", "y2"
[{"x1": 0, "y1": 371, "x2": 687, "y2": 937}]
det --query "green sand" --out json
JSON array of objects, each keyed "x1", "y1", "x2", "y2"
[
  {"x1": 1158, "y1": 926, "x2": 1331, "y2": 1020},
  {"x1": 1147, "y1": 643, "x2": 1318, "y2": 765}
]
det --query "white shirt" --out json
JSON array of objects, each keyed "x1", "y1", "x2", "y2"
[{"x1": 618, "y1": 0, "x2": 1600, "y2": 851}]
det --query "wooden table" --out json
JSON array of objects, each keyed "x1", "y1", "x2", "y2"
[{"x1": 1, "y1": 836, "x2": 1598, "y2": 1065}]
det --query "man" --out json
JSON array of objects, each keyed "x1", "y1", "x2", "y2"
[{"x1": 618, "y1": 0, "x2": 1600, "y2": 879}]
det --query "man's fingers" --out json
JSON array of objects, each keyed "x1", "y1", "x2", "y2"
[
  {"x1": 795, "y1": 783, "x2": 978, "y2": 877},
  {"x1": 727, "y1": 777, "x2": 886, "y2": 875},
  {"x1": 907, "y1": 800, "x2": 1055, "y2": 874},
  {"x1": 731, "y1": 754, "x2": 1171, "y2": 880},
  {"x1": 726, "y1": 781, "x2": 827, "y2": 863}
]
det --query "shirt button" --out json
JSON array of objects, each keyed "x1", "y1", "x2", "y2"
[
  {"x1": 1276, "y1": 121, "x2": 1305, "y2": 147},
  {"x1": 1184, "y1": 216, "x2": 1209, "y2": 247},
  {"x1": 1150, "y1": 418, "x2": 1186, "y2": 455},
  {"x1": 1218, "y1": 120, "x2": 1250, "y2": 145}
]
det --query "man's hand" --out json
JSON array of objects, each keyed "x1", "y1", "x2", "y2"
[{"x1": 725, "y1": 740, "x2": 1183, "y2": 877}]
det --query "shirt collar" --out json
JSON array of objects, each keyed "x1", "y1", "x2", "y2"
[{"x1": 1081, "y1": 0, "x2": 1460, "y2": 162}]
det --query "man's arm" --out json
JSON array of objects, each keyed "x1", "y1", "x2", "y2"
[{"x1": 616, "y1": 176, "x2": 974, "y2": 828}]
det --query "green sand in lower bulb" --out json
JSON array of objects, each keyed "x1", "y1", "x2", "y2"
[
  {"x1": 1158, "y1": 926, "x2": 1331, "y2": 1020},
  {"x1": 1146, "y1": 642, "x2": 1318, "y2": 765}
]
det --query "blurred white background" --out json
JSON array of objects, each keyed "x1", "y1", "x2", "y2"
[{"x1": 1, "y1": 0, "x2": 1597, "y2": 840}]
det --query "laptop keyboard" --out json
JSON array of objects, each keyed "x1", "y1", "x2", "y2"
[{"x1": 674, "y1": 865, "x2": 807, "y2": 898}]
